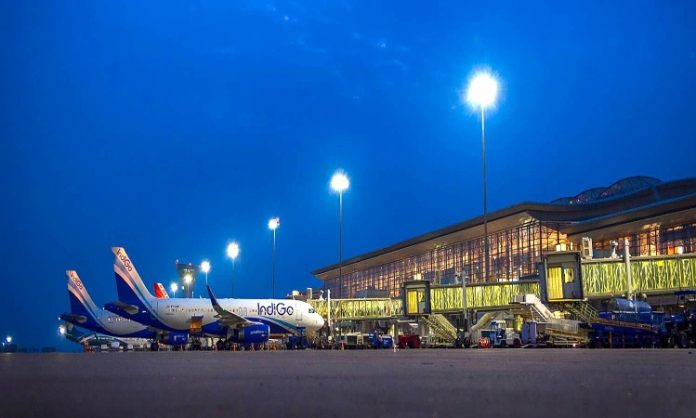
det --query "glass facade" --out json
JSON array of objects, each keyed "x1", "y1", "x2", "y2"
[
  {"x1": 591, "y1": 223, "x2": 696, "y2": 257},
  {"x1": 326, "y1": 220, "x2": 567, "y2": 298},
  {"x1": 324, "y1": 220, "x2": 696, "y2": 299}
]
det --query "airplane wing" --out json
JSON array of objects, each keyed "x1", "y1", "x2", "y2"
[{"x1": 207, "y1": 285, "x2": 250, "y2": 328}]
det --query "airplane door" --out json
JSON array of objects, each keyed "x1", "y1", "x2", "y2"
[{"x1": 295, "y1": 301, "x2": 302, "y2": 325}]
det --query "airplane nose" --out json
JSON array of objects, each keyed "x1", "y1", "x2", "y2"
[{"x1": 316, "y1": 314, "x2": 324, "y2": 328}]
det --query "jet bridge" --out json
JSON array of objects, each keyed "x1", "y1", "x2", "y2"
[{"x1": 309, "y1": 254, "x2": 696, "y2": 322}]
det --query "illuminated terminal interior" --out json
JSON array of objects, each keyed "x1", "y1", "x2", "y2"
[{"x1": 313, "y1": 177, "x2": 696, "y2": 299}]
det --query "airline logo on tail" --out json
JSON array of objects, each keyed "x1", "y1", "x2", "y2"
[
  {"x1": 112, "y1": 246, "x2": 154, "y2": 304},
  {"x1": 116, "y1": 247, "x2": 134, "y2": 272},
  {"x1": 112, "y1": 247, "x2": 177, "y2": 330},
  {"x1": 69, "y1": 271, "x2": 84, "y2": 291},
  {"x1": 154, "y1": 283, "x2": 169, "y2": 299},
  {"x1": 65, "y1": 270, "x2": 104, "y2": 330}
]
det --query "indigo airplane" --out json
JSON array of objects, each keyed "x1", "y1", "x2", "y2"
[
  {"x1": 60, "y1": 321, "x2": 150, "y2": 351},
  {"x1": 59, "y1": 270, "x2": 189, "y2": 346},
  {"x1": 105, "y1": 247, "x2": 324, "y2": 345}
]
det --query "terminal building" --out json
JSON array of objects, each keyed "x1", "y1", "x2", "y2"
[{"x1": 313, "y1": 176, "x2": 696, "y2": 301}]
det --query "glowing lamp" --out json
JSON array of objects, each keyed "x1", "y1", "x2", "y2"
[
  {"x1": 465, "y1": 71, "x2": 498, "y2": 110},
  {"x1": 226, "y1": 242, "x2": 240, "y2": 260},
  {"x1": 331, "y1": 172, "x2": 350, "y2": 193}
]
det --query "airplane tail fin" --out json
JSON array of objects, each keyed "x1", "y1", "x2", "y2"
[
  {"x1": 112, "y1": 247, "x2": 154, "y2": 308},
  {"x1": 154, "y1": 282, "x2": 170, "y2": 299},
  {"x1": 66, "y1": 270, "x2": 101, "y2": 320}
]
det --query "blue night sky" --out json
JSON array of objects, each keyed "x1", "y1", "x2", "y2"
[{"x1": 1, "y1": 1, "x2": 695, "y2": 349}]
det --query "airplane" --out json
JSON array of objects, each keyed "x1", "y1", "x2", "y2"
[
  {"x1": 105, "y1": 247, "x2": 324, "y2": 345},
  {"x1": 60, "y1": 321, "x2": 150, "y2": 351},
  {"x1": 60, "y1": 270, "x2": 188, "y2": 346}
]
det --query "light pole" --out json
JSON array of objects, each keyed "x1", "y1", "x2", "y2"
[
  {"x1": 170, "y1": 282, "x2": 179, "y2": 298},
  {"x1": 226, "y1": 242, "x2": 240, "y2": 297},
  {"x1": 331, "y1": 172, "x2": 350, "y2": 298},
  {"x1": 268, "y1": 217, "x2": 280, "y2": 298},
  {"x1": 183, "y1": 274, "x2": 193, "y2": 297},
  {"x1": 464, "y1": 70, "x2": 499, "y2": 283},
  {"x1": 200, "y1": 260, "x2": 211, "y2": 287}
]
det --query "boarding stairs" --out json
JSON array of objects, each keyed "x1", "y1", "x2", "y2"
[
  {"x1": 513, "y1": 294, "x2": 589, "y2": 346},
  {"x1": 422, "y1": 314, "x2": 458, "y2": 343},
  {"x1": 514, "y1": 294, "x2": 554, "y2": 321},
  {"x1": 562, "y1": 301, "x2": 598, "y2": 324}
]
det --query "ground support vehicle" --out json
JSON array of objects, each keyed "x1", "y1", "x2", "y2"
[
  {"x1": 333, "y1": 332, "x2": 368, "y2": 349},
  {"x1": 366, "y1": 333, "x2": 394, "y2": 349},
  {"x1": 584, "y1": 319, "x2": 658, "y2": 348},
  {"x1": 478, "y1": 321, "x2": 522, "y2": 348},
  {"x1": 397, "y1": 334, "x2": 421, "y2": 349},
  {"x1": 583, "y1": 298, "x2": 659, "y2": 348}
]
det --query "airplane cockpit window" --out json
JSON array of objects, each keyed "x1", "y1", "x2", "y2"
[{"x1": 308, "y1": 308, "x2": 315, "y2": 314}]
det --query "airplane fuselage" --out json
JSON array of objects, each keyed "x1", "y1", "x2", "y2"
[
  {"x1": 161, "y1": 297, "x2": 323, "y2": 336},
  {"x1": 114, "y1": 297, "x2": 324, "y2": 337},
  {"x1": 93, "y1": 310, "x2": 155, "y2": 338}
]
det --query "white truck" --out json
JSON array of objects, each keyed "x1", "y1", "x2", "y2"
[{"x1": 466, "y1": 313, "x2": 521, "y2": 348}]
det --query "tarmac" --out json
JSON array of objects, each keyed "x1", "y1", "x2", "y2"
[{"x1": 1, "y1": 349, "x2": 695, "y2": 418}]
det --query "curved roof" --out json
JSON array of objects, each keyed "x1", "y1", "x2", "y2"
[
  {"x1": 550, "y1": 196, "x2": 574, "y2": 205},
  {"x1": 313, "y1": 177, "x2": 696, "y2": 279},
  {"x1": 553, "y1": 176, "x2": 662, "y2": 205},
  {"x1": 570, "y1": 187, "x2": 606, "y2": 205}
]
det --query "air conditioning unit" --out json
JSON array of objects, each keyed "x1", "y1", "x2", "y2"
[{"x1": 581, "y1": 237, "x2": 593, "y2": 259}]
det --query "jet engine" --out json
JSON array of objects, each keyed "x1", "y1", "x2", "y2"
[{"x1": 231, "y1": 323, "x2": 270, "y2": 344}]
